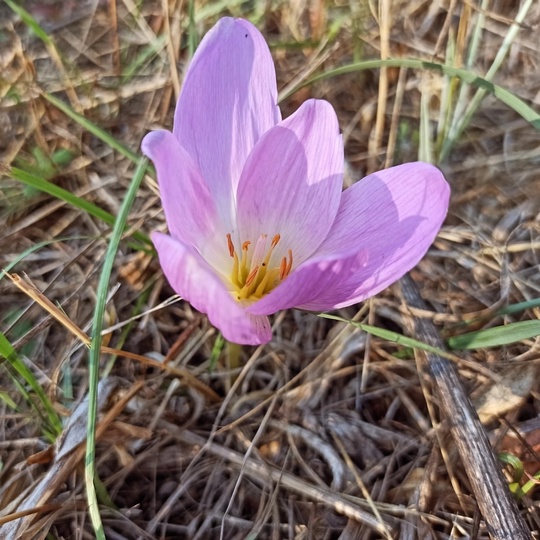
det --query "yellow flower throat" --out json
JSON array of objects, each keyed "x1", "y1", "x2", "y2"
[{"x1": 226, "y1": 233, "x2": 293, "y2": 302}]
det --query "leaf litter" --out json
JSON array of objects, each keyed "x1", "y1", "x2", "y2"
[{"x1": 1, "y1": 0, "x2": 540, "y2": 538}]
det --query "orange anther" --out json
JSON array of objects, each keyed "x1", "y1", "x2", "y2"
[
  {"x1": 286, "y1": 249, "x2": 293, "y2": 274},
  {"x1": 279, "y1": 256, "x2": 287, "y2": 280},
  {"x1": 226, "y1": 234, "x2": 235, "y2": 258},
  {"x1": 242, "y1": 241, "x2": 251, "y2": 251},
  {"x1": 245, "y1": 266, "x2": 259, "y2": 286},
  {"x1": 271, "y1": 234, "x2": 281, "y2": 248}
]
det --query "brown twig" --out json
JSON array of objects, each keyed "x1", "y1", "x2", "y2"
[{"x1": 400, "y1": 274, "x2": 531, "y2": 540}]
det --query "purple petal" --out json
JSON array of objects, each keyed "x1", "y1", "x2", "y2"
[
  {"x1": 153, "y1": 232, "x2": 272, "y2": 345},
  {"x1": 142, "y1": 130, "x2": 218, "y2": 250},
  {"x1": 247, "y1": 162, "x2": 449, "y2": 314},
  {"x1": 245, "y1": 251, "x2": 369, "y2": 315},
  {"x1": 174, "y1": 18, "x2": 281, "y2": 227},
  {"x1": 236, "y1": 99, "x2": 343, "y2": 265}
]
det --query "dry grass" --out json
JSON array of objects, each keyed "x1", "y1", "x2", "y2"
[{"x1": 1, "y1": 0, "x2": 540, "y2": 538}]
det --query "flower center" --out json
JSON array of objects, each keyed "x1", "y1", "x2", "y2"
[{"x1": 226, "y1": 233, "x2": 293, "y2": 303}]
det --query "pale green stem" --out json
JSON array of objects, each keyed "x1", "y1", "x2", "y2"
[{"x1": 227, "y1": 341, "x2": 243, "y2": 373}]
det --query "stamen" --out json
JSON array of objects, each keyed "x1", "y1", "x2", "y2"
[
  {"x1": 255, "y1": 268, "x2": 279, "y2": 297},
  {"x1": 225, "y1": 232, "x2": 293, "y2": 302},
  {"x1": 286, "y1": 249, "x2": 293, "y2": 275},
  {"x1": 231, "y1": 251, "x2": 240, "y2": 287},
  {"x1": 226, "y1": 234, "x2": 235, "y2": 258},
  {"x1": 239, "y1": 241, "x2": 251, "y2": 283},
  {"x1": 245, "y1": 266, "x2": 259, "y2": 287},
  {"x1": 262, "y1": 234, "x2": 280, "y2": 268},
  {"x1": 279, "y1": 256, "x2": 287, "y2": 280}
]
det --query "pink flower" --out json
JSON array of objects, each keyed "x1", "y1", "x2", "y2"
[{"x1": 143, "y1": 18, "x2": 450, "y2": 345}]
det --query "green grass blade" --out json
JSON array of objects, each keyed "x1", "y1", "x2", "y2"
[
  {"x1": 0, "y1": 330, "x2": 62, "y2": 439},
  {"x1": 450, "y1": 298, "x2": 540, "y2": 331},
  {"x1": 418, "y1": 84, "x2": 433, "y2": 163},
  {"x1": 0, "y1": 391, "x2": 18, "y2": 410},
  {"x1": 499, "y1": 452, "x2": 524, "y2": 482},
  {"x1": 187, "y1": 0, "x2": 198, "y2": 59},
  {"x1": 8, "y1": 166, "x2": 151, "y2": 247},
  {"x1": 496, "y1": 298, "x2": 540, "y2": 316},
  {"x1": 3, "y1": 0, "x2": 51, "y2": 43},
  {"x1": 441, "y1": 0, "x2": 534, "y2": 160},
  {"x1": 465, "y1": 0, "x2": 489, "y2": 69},
  {"x1": 439, "y1": 0, "x2": 489, "y2": 159},
  {"x1": 519, "y1": 470, "x2": 540, "y2": 498},
  {"x1": 435, "y1": 37, "x2": 455, "y2": 153},
  {"x1": 85, "y1": 157, "x2": 148, "y2": 540},
  {"x1": 280, "y1": 59, "x2": 540, "y2": 131},
  {"x1": 318, "y1": 313, "x2": 454, "y2": 359},
  {"x1": 209, "y1": 333, "x2": 225, "y2": 372},
  {"x1": 448, "y1": 320, "x2": 540, "y2": 350},
  {"x1": 321, "y1": 313, "x2": 540, "y2": 352}
]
